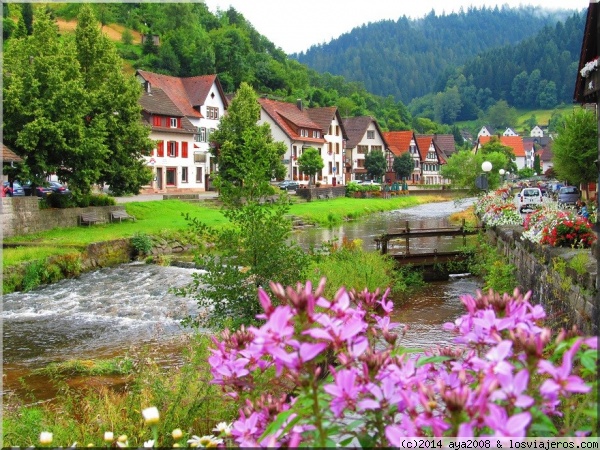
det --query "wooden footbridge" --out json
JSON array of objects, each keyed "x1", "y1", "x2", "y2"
[{"x1": 374, "y1": 220, "x2": 485, "y2": 280}]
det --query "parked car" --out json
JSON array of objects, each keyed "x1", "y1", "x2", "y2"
[
  {"x1": 557, "y1": 186, "x2": 580, "y2": 207},
  {"x1": 3, "y1": 181, "x2": 25, "y2": 197},
  {"x1": 22, "y1": 181, "x2": 52, "y2": 197},
  {"x1": 278, "y1": 180, "x2": 299, "y2": 191},
  {"x1": 514, "y1": 187, "x2": 543, "y2": 213},
  {"x1": 49, "y1": 181, "x2": 71, "y2": 195}
]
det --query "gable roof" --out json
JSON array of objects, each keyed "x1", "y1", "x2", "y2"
[
  {"x1": 478, "y1": 135, "x2": 525, "y2": 157},
  {"x1": 136, "y1": 70, "x2": 227, "y2": 118},
  {"x1": 2, "y1": 143, "x2": 23, "y2": 163},
  {"x1": 432, "y1": 134, "x2": 456, "y2": 157},
  {"x1": 139, "y1": 87, "x2": 196, "y2": 134},
  {"x1": 341, "y1": 116, "x2": 385, "y2": 149},
  {"x1": 382, "y1": 130, "x2": 414, "y2": 157},
  {"x1": 574, "y1": 0, "x2": 599, "y2": 103},
  {"x1": 415, "y1": 135, "x2": 435, "y2": 161},
  {"x1": 305, "y1": 106, "x2": 349, "y2": 140},
  {"x1": 258, "y1": 98, "x2": 326, "y2": 144}
]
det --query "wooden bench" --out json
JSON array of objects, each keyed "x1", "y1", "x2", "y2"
[
  {"x1": 110, "y1": 210, "x2": 136, "y2": 222},
  {"x1": 79, "y1": 212, "x2": 105, "y2": 226}
]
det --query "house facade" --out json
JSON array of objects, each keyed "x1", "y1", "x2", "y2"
[
  {"x1": 530, "y1": 125, "x2": 544, "y2": 138},
  {"x1": 415, "y1": 135, "x2": 448, "y2": 185},
  {"x1": 258, "y1": 98, "x2": 326, "y2": 183},
  {"x1": 342, "y1": 116, "x2": 388, "y2": 183},
  {"x1": 136, "y1": 70, "x2": 228, "y2": 193},
  {"x1": 383, "y1": 131, "x2": 422, "y2": 183}
]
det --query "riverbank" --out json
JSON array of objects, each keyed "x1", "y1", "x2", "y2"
[{"x1": 3, "y1": 193, "x2": 459, "y2": 293}]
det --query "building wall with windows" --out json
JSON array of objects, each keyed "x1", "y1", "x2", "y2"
[
  {"x1": 145, "y1": 128, "x2": 198, "y2": 192},
  {"x1": 322, "y1": 117, "x2": 345, "y2": 185},
  {"x1": 351, "y1": 124, "x2": 388, "y2": 182}
]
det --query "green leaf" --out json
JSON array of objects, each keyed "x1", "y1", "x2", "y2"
[
  {"x1": 262, "y1": 409, "x2": 295, "y2": 437},
  {"x1": 416, "y1": 355, "x2": 453, "y2": 367}
]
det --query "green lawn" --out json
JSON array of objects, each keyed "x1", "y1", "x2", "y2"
[{"x1": 3, "y1": 194, "x2": 451, "y2": 269}]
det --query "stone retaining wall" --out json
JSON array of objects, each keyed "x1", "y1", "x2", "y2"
[
  {"x1": 1, "y1": 197, "x2": 127, "y2": 238},
  {"x1": 488, "y1": 225, "x2": 597, "y2": 335}
]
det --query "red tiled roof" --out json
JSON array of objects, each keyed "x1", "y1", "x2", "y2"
[
  {"x1": 2, "y1": 143, "x2": 23, "y2": 163},
  {"x1": 258, "y1": 98, "x2": 326, "y2": 144},
  {"x1": 478, "y1": 135, "x2": 525, "y2": 157},
  {"x1": 382, "y1": 131, "x2": 413, "y2": 157},
  {"x1": 415, "y1": 135, "x2": 434, "y2": 161},
  {"x1": 137, "y1": 70, "x2": 227, "y2": 120}
]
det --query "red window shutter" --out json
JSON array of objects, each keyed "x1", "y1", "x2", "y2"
[
  {"x1": 182, "y1": 142, "x2": 188, "y2": 158},
  {"x1": 153, "y1": 116, "x2": 161, "y2": 127},
  {"x1": 157, "y1": 141, "x2": 164, "y2": 157},
  {"x1": 175, "y1": 142, "x2": 179, "y2": 157},
  {"x1": 177, "y1": 117, "x2": 182, "y2": 128}
]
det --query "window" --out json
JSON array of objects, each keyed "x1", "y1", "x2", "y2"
[
  {"x1": 313, "y1": 130, "x2": 320, "y2": 138},
  {"x1": 194, "y1": 152, "x2": 206, "y2": 163},
  {"x1": 166, "y1": 168, "x2": 176, "y2": 186},
  {"x1": 336, "y1": 142, "x2": 340, "y2": 154},
  {"x1": 335, "y1": 125, "x2": 339, "y2": 136},
  {"x1": 168, "y1": 141, "x2": 177, "y2": 157},
  {"x1": 367, "y1": 130, "x2": 375, "y2": 139},
  {"x1": 170, "y1": 118, "x2": 178, "y2": 128},
  {"x1": 181, "y1": 142, "x2": 188, "y2": 158},
  {"x1": 195, "y1": 127, "x2": 207, "y2": 142},
  {"x1": 206, "y1": 106, "x2": 219, "y2": 120},
  {"x1": 182, "y1": 167, "x2": 188, "y2": 183},
  {"x1": 299, "y1": 129, "x2": 307, "y2": 137},
  {"x1": 357, "y1": 145, "x2": 368, "y2": 154},
  {"x1": 371, "y1": 145, "x2": 382, "y2": 152},
  {"x1": 196, "y1": 167, "x2": 203, "y2": 183},
  {"x1": 157, "y1": 140, "x2": 164, "y2": 157},
  {"x1": 153, "y1": 116, "x2": 162, "y2": 127}
]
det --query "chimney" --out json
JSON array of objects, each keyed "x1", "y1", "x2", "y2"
[{"x1": 296, "y1": 99, "x2": 303, "y2": 110}]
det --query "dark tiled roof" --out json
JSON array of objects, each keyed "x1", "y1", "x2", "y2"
[
  {"x1": 2, "y1": 143, "x2": 23, "y2": 163},
  {"x1": 139, "y1": 87, "x2": 196, "y2": 134},
  {"x1": 432, "y1": 134, "x2": 456, "y2": 156},
  {"x1": 342, "y1": 116, "x2": 373, "y2": 149}
]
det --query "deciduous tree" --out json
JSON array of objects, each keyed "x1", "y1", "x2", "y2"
[
  {"x1": 297, "y1": 147, "x2": 324, "y2": 186},
  {"x1": 392, "y1": 152, "x2": 413, "y2": 180},
  {"x1": 364, "y1": 150, "x2": 387, "y2": 182}
]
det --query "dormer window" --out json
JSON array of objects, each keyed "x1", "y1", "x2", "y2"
[
  {"x1": 300, "y1": 129, "x2": 308, "y2": 137},
  {"x1": 170, "y1": 118, "x2": 178, "y2": 128},
  {"x1": 312, "y1": 130, "x2": 320, "y2": 138}
]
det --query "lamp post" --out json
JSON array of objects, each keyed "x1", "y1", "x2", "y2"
[
  {"x1": 477, "y1": 161, "x2": 492, "y2": 191},
  {"x1": 499, "y1": 168, "x2": 506, "y2": 185}
]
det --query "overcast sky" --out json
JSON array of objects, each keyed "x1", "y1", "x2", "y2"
[{"x1": 203, "y1": 0, "x2": 590, "y2": 54}]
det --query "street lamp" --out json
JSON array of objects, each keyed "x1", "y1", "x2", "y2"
[
  {"x1": 476, "y1": 161, "x2": 492, "y2": 191},
  {"x1": 499, "y1": 168, "x2": 505, "y2": 184}
]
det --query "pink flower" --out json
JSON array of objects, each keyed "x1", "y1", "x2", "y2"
[{"x1": 323, "y1": 368, "x2": 360, "y2": 417}]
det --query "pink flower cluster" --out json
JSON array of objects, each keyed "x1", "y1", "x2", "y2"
[{"x1": 208, "y1": 280, "x2": 597, "y2": 447}]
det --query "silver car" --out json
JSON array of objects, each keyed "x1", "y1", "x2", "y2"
[{"x1": 557, "y1": 186, "x2": 580, "y2": 207}]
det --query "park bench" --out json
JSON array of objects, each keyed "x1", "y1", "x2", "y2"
[
  {"x1": 79, "y1": 211, "x2": 105, "y2": 226},
  {"x1": 110, "y1": 210, "x2": 136, "y2": 222}
]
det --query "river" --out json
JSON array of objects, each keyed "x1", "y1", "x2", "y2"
[{"x1": 2, "y1": 198, "x2": 481, "y2": 400}]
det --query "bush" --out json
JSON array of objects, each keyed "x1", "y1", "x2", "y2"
[
  {"x1": 46, "y1": 193, "x2": 75, "y2": 209},
  {"x1": 131, "y1": 232, "x2": 153, "y2": 256}
]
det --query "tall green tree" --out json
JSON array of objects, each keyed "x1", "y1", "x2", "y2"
[
  {"x1": 74, "y1": 5, "x2": 153, "y2": 195},
  {"x1": 210, "y1": 82, "x2": 286, "y2": 203},
  {"x1": 297, "y1": 147, "x2": 324, "y2": 186},
  {"x1": 552, "y1": 108, "x2": 597, "y2": 187},
  {"x1": 178, "y1": 83, "x2": 309, "y2": 330},
  {"x1": 364, "y1": 150, "x2": 387, "y2": 181},
  {"x1": 3, "y1": 7, "x2": 153, "y2": 197},
  {"x1": 392, "y1": 152, "x2": 414, "y2": 180},
  {"x1": 441, "y1": 149, "x2": 508, "y2": 193}
]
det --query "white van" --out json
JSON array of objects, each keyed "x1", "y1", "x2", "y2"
[{"x1": 514, "y1": 187, "x2": 543, "y2": 213}]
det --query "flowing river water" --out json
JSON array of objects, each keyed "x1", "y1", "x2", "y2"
[{"x1": 2, "y1": 198, "x2": 481, "y2": 400}]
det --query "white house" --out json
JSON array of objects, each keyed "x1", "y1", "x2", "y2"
[
  {"x1": 503, "y1": 127, "x2": 518, "y2": 136},
  {"x1": 136, "y1": 70, "x2": 228, "y2": 193},
  {"x1": 530, "y1": 125, "x2": 544, "y2": 138},
  {"x1": 258, "y1": 98, "x2": 350, "y2": 185},
  {"x1": 343, "y1": 116, "x2": 388, "y2": 183}
]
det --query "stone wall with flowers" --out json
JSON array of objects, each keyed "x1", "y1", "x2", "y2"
[{"x1": 486, "y1": 224, "x2": 596, "y2": 335}]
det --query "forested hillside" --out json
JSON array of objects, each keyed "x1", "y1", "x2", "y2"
[{"x1": 294, "y1": 6, "x2": 584, "y2": 107}]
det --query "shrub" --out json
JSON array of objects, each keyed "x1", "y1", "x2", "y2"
[
  {"x1": 131, "y1": 232, "x2": 153, "y2": 256},
  {"x1": 46, "y1": 193, "x2": 75, "y2": 209}
]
